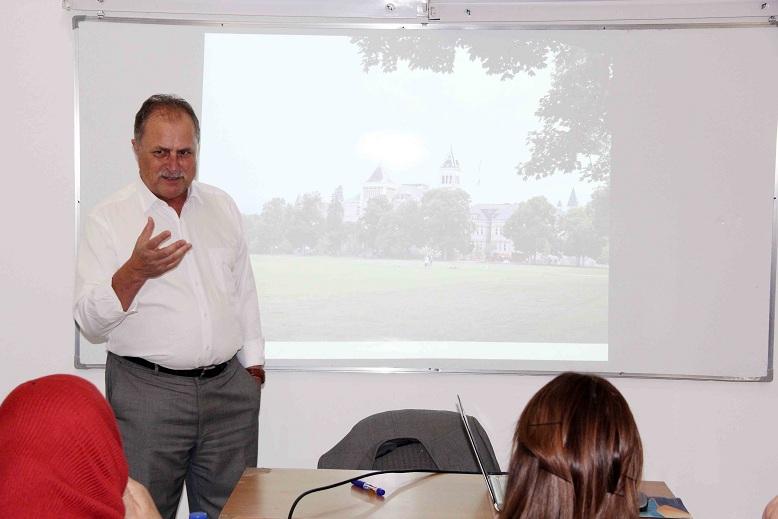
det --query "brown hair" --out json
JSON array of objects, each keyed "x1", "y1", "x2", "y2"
[
  {"x1": 500, "y1": 372, "x2": 643, "y2": 519},
  {"x1": 133, "y1": 93, "x2": 200, "y2": 145}
]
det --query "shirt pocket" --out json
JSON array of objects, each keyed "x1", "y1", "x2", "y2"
[{"x1": 207, "y1": 247, "x2": 237, "y2": 293}]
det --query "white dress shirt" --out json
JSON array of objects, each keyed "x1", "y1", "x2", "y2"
[{"x1": 74, "y1": 178, "x2": 264, "y2": 369}]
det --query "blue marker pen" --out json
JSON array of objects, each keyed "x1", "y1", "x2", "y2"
[{"x1": 352, "y1": 479, "x2": 386, "y2": 496}]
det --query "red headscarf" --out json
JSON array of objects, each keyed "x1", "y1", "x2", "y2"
[{"x1": 0, "y1": 374, "x2": 128, "y2": 518}]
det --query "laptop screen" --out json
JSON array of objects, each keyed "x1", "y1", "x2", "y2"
[{"x1": 457, "y1": 395, "x2": 504, "y2": 512}]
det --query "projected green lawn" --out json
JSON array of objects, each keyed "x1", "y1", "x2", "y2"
[{"x1": 252, "y1": 255, "x2": 607, "y2": 344}]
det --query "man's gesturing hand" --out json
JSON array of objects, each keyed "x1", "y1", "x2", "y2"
[
  {"x1": 112, "y1": 217, "x2": 192, "y2": 311},
  {"x1": 129, "y1": 217, "x2": 191, "y2": 279}
]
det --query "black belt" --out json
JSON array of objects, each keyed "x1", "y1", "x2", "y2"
[{"x1": 123, "y1": 356, "x2": 228, "y2": 378}]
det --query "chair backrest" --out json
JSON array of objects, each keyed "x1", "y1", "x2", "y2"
[{"x1": 317, "y1": 409, "x2": 501, "y2": 473}]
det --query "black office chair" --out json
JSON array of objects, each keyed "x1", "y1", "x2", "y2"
[{"x1": 317, "y1": 409, "x2": 501, "y2": 473}]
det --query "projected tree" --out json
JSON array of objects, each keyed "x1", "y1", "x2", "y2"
[
  {"x1": 503, "y1": 195, "x2": 557, "y2": 262},
  {"x1": 245, "y1": 197, "x2": 289, "y2": 254},
  {"x1": 378, "y1": 199, "x2": 424, "y2": 257},
  {"x1": 320, "y1": 185, "x2": 345, "y2": 255},
  {"x1": 350, "y1": 34, "x2": 611, "y2": 183},
  {"x1": 420, "y1": 188, "x2": 474, "y2": 260},
  {"x1": 287, "y1": 192, "x2": 325, "y2": 252},
  {"x1": 557, "y1": 206, "x2": 601, "y2": 265},
  {"x1": 359, "y1": 195, "x2": 393, "y2": 253},
  {"x1": 588, "y1": 183, "x2": 610, "y2": 239}
]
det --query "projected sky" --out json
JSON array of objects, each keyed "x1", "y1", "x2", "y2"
[{"x1": 199, "y1": 32, "x2": 599, "y2": 214}]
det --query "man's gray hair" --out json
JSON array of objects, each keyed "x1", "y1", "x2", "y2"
[{"x1": 133, "y1": 94, "x2": 201, "y2": 145}]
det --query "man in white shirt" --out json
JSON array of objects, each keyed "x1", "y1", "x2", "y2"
[{"x1": 74, "y1": 94, "x2": 264, "y2": 519}]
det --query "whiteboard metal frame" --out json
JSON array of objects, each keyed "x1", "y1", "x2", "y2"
[{"x1": 64, "y1": 0, "x2": 778, "y2": 26}]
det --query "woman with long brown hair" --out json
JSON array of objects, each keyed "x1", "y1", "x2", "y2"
[{"x1": 501, "y1": 372, "x2": 643, "y2": 519}]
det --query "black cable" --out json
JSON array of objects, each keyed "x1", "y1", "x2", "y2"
[{"x1": 286, "y1": 468, "x2": 492, "y2": 519}]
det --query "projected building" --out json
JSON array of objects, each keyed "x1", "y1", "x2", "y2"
[{"x1": 343, "y1": 148, "x2": 580, "y2": 258}]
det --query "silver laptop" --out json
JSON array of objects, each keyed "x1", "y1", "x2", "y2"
[{"x1": 457, "y1": 395, "x2": 506, "y2": 512}]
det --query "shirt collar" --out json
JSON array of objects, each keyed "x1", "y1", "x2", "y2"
[{"x1": 135, "y1": 177, "x2": 202, "y2": 213}]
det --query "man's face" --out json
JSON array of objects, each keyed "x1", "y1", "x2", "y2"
[{"x1": 132, "y1": 110, "x2": 198, "y2": 209}]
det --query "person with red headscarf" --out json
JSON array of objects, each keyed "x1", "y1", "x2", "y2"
[
  {"x1": 764, "y1": 495, "x2": 778, "y2": 519},
  {"x1": 0, "y1": 374, "x2": 160, "y2": 519}
]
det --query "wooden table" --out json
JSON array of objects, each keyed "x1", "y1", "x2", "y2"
[{"x1": 219, "y1": 468, "x2": 676, "y2": 519}]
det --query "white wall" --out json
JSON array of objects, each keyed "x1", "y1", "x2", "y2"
[{"x1": 1, "y1": 2, "x2": 776, "y2": 518}]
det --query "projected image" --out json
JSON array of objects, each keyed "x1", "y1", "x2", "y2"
[{"x1": 200, "y1": 31, "x2": 610, "y2": 360}]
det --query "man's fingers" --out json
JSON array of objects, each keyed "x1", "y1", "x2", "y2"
[
  {"x1": 146, "y1": 230, "x2": 173, "y2": 250},
  {"x1": 138, "y1": 244, "x2": 190, "y2": 279},
  {"x1": 131, "y1": 219, "x2": 191, "y2": 277},
  {"x1": 146, "y1": 241, "x2": 191, "y2": 274},
  {"x1": 136, "y1": 217, "x2": 172, "y2": 251},
  {"x1": 157, "y1": 240, "x2": 192, "y2": 260},
  {"x1": 139, "y1": 217, "x2": 155, "y2": 241},
  {"x1": 158, "y1": 242, "x2": 192, "y2": 269},
  {"x1": 163, "y1": 251, "x2": 188, "y2": 272}
]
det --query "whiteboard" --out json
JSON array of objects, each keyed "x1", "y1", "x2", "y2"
[{"x1": 74, "y1": 17, "x2": 777, "y2": 380}]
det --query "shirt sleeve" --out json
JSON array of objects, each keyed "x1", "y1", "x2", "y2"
[
  {"x1": 230, "y1": 203, "x2": 266, "y2": 367},
  {"x1": 73, "y1": 212, "x2": 137, "y2": 343}
]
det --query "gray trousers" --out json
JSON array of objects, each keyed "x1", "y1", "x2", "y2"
[{"x1": 106, "y1": 353, "x2": 261, "y2": 519}]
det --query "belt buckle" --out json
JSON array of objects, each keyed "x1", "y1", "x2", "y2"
[{"x1": 199, "y1": 365, "x2": 215, "y2": 377}]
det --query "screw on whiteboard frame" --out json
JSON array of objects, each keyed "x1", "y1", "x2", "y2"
[{"x1": 97, "y1": 10, "x2": 105, "y2": 18}]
